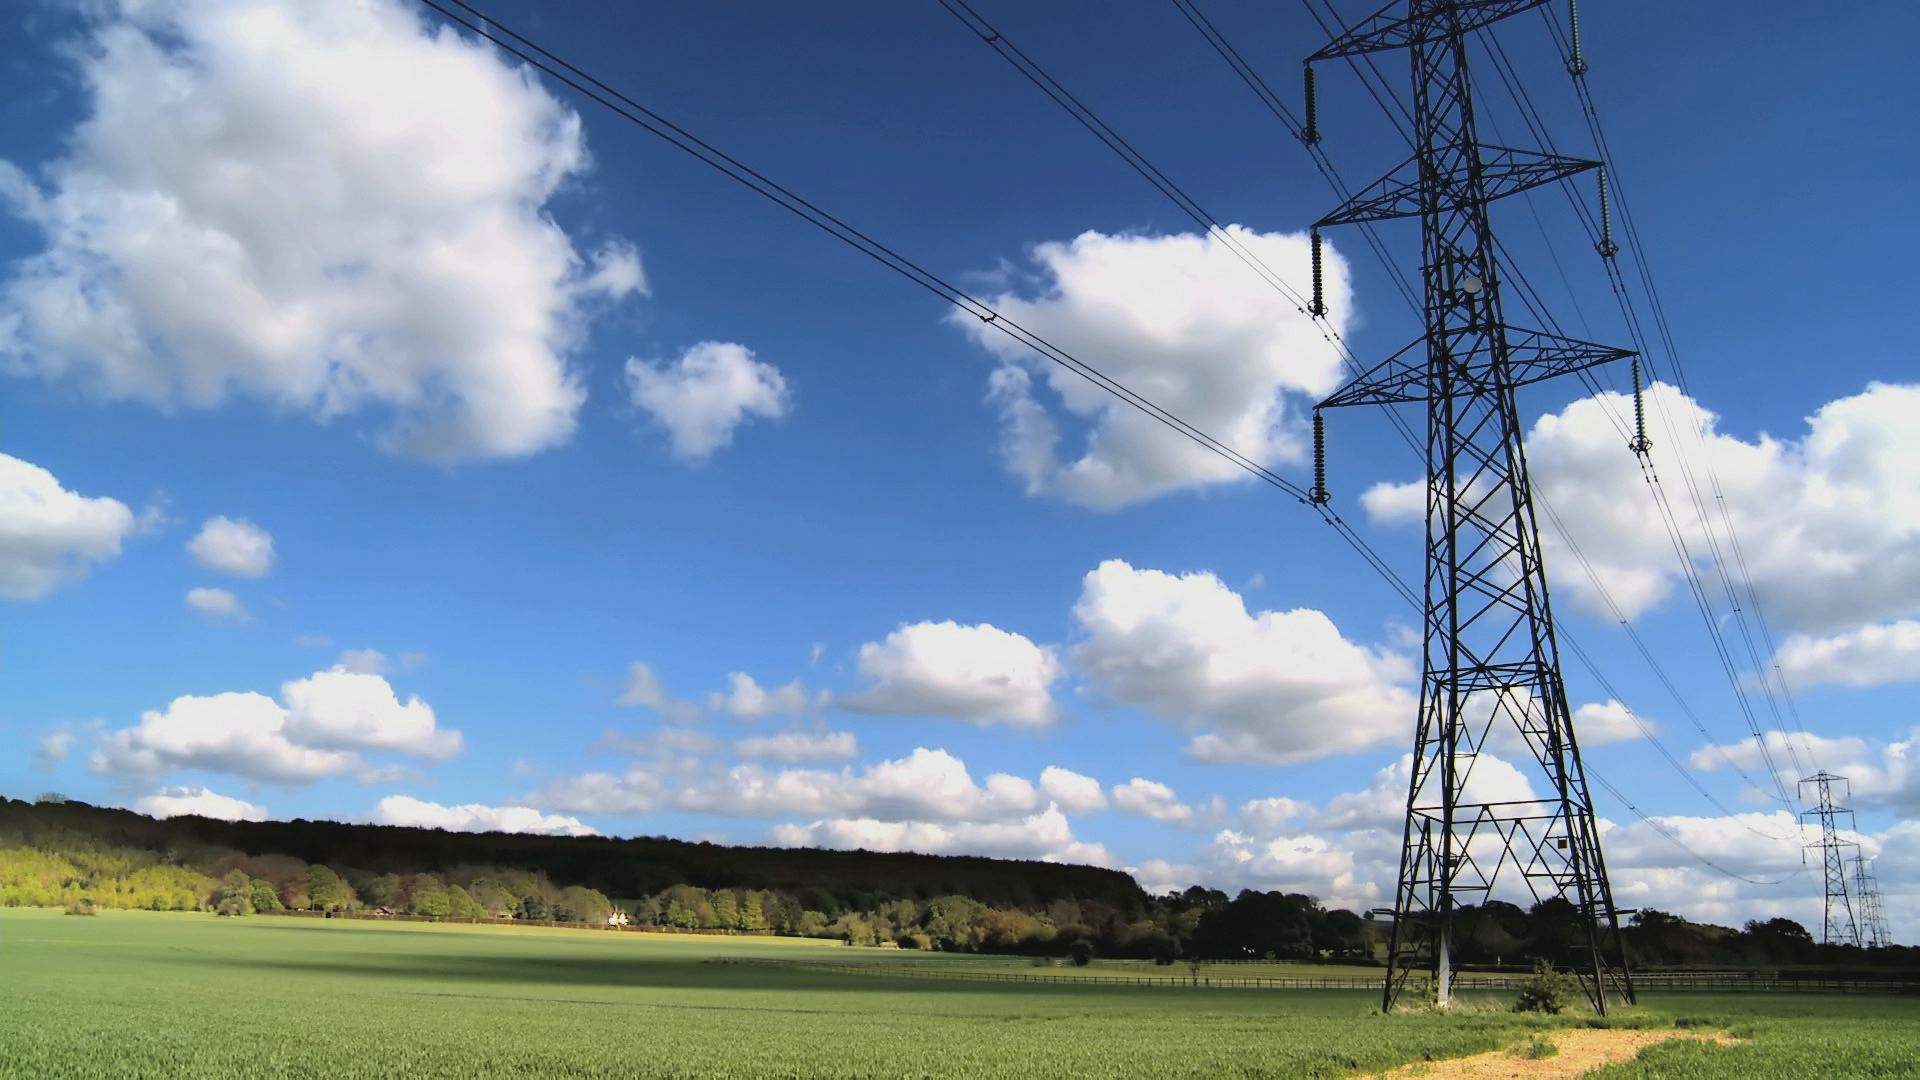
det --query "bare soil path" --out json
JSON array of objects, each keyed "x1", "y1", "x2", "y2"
[{"x1": 1366, "y1": 1027, "x2": 1740, "y2": 1079}]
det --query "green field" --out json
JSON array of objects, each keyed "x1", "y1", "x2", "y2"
[{"x1": 3, "y1": 910, "x2": 1916, "y2": 1078}]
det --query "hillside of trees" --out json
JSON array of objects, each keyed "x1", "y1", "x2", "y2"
[{"x1": 2, "y1": 795, "x2": 1909, "y2": 969}]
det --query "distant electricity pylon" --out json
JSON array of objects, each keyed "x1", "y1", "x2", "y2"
[
  {"x1": 1849, "y1": 854, "x2": 1892, "y2": 949},
  {"x1": 1303, "y1": 0, "x2": 1635, "y2": 1013},
  {"x1": 1801, "y1": 771, "x2": 1862, "y2": 947}
]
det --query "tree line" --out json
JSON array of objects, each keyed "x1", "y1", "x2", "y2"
[{"x1": 2, "y1": 796, "x2": 1908, "y2": 969}]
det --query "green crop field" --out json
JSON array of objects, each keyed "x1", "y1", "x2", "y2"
[{"x1": 3, "y1": 909, "x2": 1916, "y2": 1078}]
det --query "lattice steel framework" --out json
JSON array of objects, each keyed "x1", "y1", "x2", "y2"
[
  {"x1": 1305, "y1": 0, "x2": 1634, "y2": 1012},
  {"x1": 1801, "y1": 771, "x2": 1862, "y2": 947},
  {"x1": 1850, "y1": 854, "x2": 1891, "y2": 949}
]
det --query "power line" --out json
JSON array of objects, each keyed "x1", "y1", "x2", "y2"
[
  {"x1": 417, "y1": 0, "x2": 1790, "y2": 896},
  {"x1": 1537, "y1": 3, "x2": 1823, "y2": 780},
  {"x1": 1169, "y1": 0, "x2": 1794, "y2": 849},
  {"x1": 1280, "y1": 0, "x2": 1810, "y2": 815}
]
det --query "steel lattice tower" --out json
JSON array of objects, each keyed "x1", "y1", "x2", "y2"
[
  {"x1": 1849, "y1": 854, "x2": 1891, "y2": 949},
  {"x1": 1801, "y1": 771, "x2": 1862, "y2": 947},
  {"x1": 1303, "y1": 0, "x2": 1635, "y2": 1012}
]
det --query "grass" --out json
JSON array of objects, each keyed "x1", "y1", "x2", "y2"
[{"x1": 2, "y1": 909, "x2": 1915, "y2": 1078}]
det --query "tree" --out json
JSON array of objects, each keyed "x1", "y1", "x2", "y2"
[
  {"x1": 307, "y1": 866, "x2": 353, "y2": 912},
  {"x1": 710, "y1": 890, "x2": 740, "y2": 930},
  {"x1": 1068, "y1": 939, "x2": 1096, "y2": 967},
  {"x1": 248, "y1": 878, "x2": 284, "y2": 912},
  {"x1": 740, "y1": 890, "x2": 767, "y2": 932},
  {"x1": 278, "y1": 871, "x2": 312, "y2": 912},
  {"x1": 446, "y1": 884, "x2": 486, "y2": 920},
  {"x1": 406, "y1": 875, "x2": 451, "y2": 918},
  {"x1": 359, "y1": 873, "x2": 404, "y2": 911},
  {"x1": 517, "y1": 894, "x2": 552, "y2": 921},
  {"x1": 214, "y1": 870, "x2": 254, "y2": 916}
]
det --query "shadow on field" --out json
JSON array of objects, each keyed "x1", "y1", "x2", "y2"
[{"x1": 177, "y1": 951, "x2": 1120, "y2": 1001}]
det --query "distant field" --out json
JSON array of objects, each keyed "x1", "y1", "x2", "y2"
[{"x1": 3, "y1": 909, "x2": 1915, "y2": 1078}]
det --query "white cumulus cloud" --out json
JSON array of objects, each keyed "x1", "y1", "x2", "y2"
[
  {"x1": 136, "y1": 786, "x2": 267, "y2": 822},
  {"x1": 844, "y1": 620, "x2": 1060, "y2": 728},
  {"x1": 185, "y1": 586, "x2": 247, "y2": 621},
  {"x1": 373, "y1": 794, "x2": 596, "y2": 837},
  {"x1": 1039, "y1": 766, "x2": 1108, "y2": 814},
  {"x1": 955, "y1": 227, "x2": 1352, "y2": 509},
  {"x1": 1069, "y1": 560, "x2": 1413, "y2": 764},
  {"x1": 1110, "y1": 777, "x2": 1200, "y2": 824},
  {"x1": 732, "y1": 730, "x2": 858, "y2": 763},
  {"x1": 1774, "y1": 621, "x2": 1920, "y2": 690},
  {"x1": 187, "y1": 516, "x2": 273, "y2": 577},
  {"x1": 626, "y1": 342, "x2": 790, "y2": 462},
  {"x1": 1365, "y1": 383, "x2": 1920, "y2": 634},
  {"x1": 0, "y1": 453, "x2": 136, "y2": 600},
  {"x1": 281, "y1": 666, "x2": 461, "y2": 759},
  {"x1": 92, "y1": 666, "x2": 460, "y2": 784},
  {"x1": 770, "y1": 804, "x2": 1109, "y2": 866},
  {"x1": 617, "y1": 661, "x2": 701, "y2": 722},
  {"x1": 0, "y1": 0, "x2": 642, "y2": 460},
  {"x1": 709, "y1": 672, "x2": 811, "y2": 720},
  {"x1": 93, "y1": 690, "x2": 358, "y2": 784}
]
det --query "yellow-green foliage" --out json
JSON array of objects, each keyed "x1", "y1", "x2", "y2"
[{"x1": 0, "y1": 845, "x2": 216, "y2": 911}]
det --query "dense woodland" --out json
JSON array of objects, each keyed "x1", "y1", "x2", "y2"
[{"x1": 2, "y1": 796, "x2": 1909, "y2": 969}]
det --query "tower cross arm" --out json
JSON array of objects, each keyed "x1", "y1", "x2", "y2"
[
  {"x1": 1309, "y1": 0, "x2": 1554, "y2": 61},
  {"x1": 1317, "y1": 146, "x2": 1601, "y2": 228},
  {"x1": 1318, "y1": 327, "x2": 1634, "y2": 409}
]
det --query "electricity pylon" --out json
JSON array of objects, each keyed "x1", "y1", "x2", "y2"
[
  {"x1": 1801, "y1": 771, "x2": 1861, "y2": 947},
  {"x1": 1303, "y1": 0, "x2": 1635, "y2": 1013},
  {"x1": 1849, "y1": 854, "x2": 1891, "y2": 949}
]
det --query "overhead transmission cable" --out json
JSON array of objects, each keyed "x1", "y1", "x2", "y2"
[
  {"x1": 1474, "y1": 14, "x2": 1815, "y2": 790},
  {"x1": 1538, "y1": 4, "x2": 1820, "y2": 776},
  {"x1": 1169, "y1": 0, "x2": 1803, "y2": 865},
  {"x1": 406, "y1": 0, "x2": 1428, "y2": 606},
  {"x1": 1166, "y1": 0, "x2": 1779, "y2": 808},
  {"x1": 1264, "y1": 0, "x2": 1807, "y2": 813},
  {"x1": 412, "y1": 0, "x2": 1789, "y2": 888},
  {"x1": 950, "y1": 0, "x2": 1798, "y2": 862}
]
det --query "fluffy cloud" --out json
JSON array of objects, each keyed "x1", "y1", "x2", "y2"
[
  {"x1": 709, "y1": 673, "x2": 811, "y2": 720},
  {"x1": 1069, "y1": 560, "x2": 1414, "y2": 764},
  {"x1": 93, "y1": 690, "x2": 358, "y2": 784},
  {"x1": 617, "y1": 661, "x2": 701, "y2": 722},
  {"x1": 626, "y1": 342, "x2": 790, "y2": 461},
  {"x1": 0, "y1": 0, "x2": 643, "y2": 460},
  {"x1": 135, "y1": 786, "x2": 268, "y2": 822},
  {"x1": 0, "y1": 453, "x2": 136, "y2": 600},
  {"x1": 186, "y1": 516, "x2": 273, "y2": 577},
  {"x1": 1199, "y1": 829, "x2": 1373, "y2": 907},
  {"x1": 1774, "y1": 621, "x2": 1920, "y2": 689},
  {"x1": 955, "y1": 227, "x2": 1352, "y2": 509},
  {"x1": 1693, "y1": 728, "x2": 1920, "y2": 816},
  {"x1": 1314, "y1": 752, "x2": 1537, "y2": 832},
  {"x1": 732, "y1": 730, "x2": 858, "y2": 763},
  {"x1": 34, "y1": 730, "x2": 75, "y2": 767},
  {"x1": 92, "y1": 666, "x2": 459, "y2": 783},
  {"x1": 281, "y1": 666, "x2": 461, "y2": 759},
  {"x1": 1366, "y1": 383, "x2": 1920, "y2": 633},
  {"x1": 844, "y1": 621, "x2": 1060, "y2": 728},
  {"x1": 538, "y1": 746, "x2": 1041, "y2": 826},
  {"x1": 1039, "y1": 766, "x2": 1108, "y2": 814},
  {"x1": 770, "y1": 805, "x2": 1109, "y2": 866},
  {"x1": 372, "y1": 794, "x2": 595, "y2": 837},
  {"x1": 1110, "y1": 778, "x2": 1202, "y2": 825},
  {"x1": 1239, "y1": 796, "x2": 1309, "y2": 833},
  {"x1": 185, "y1": 586, "x2": 247, "y2": 621}
]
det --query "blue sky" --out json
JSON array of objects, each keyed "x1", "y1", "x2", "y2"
[{"x1": 3, "y1": 0, "x2": 1916, "y2": 937}]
